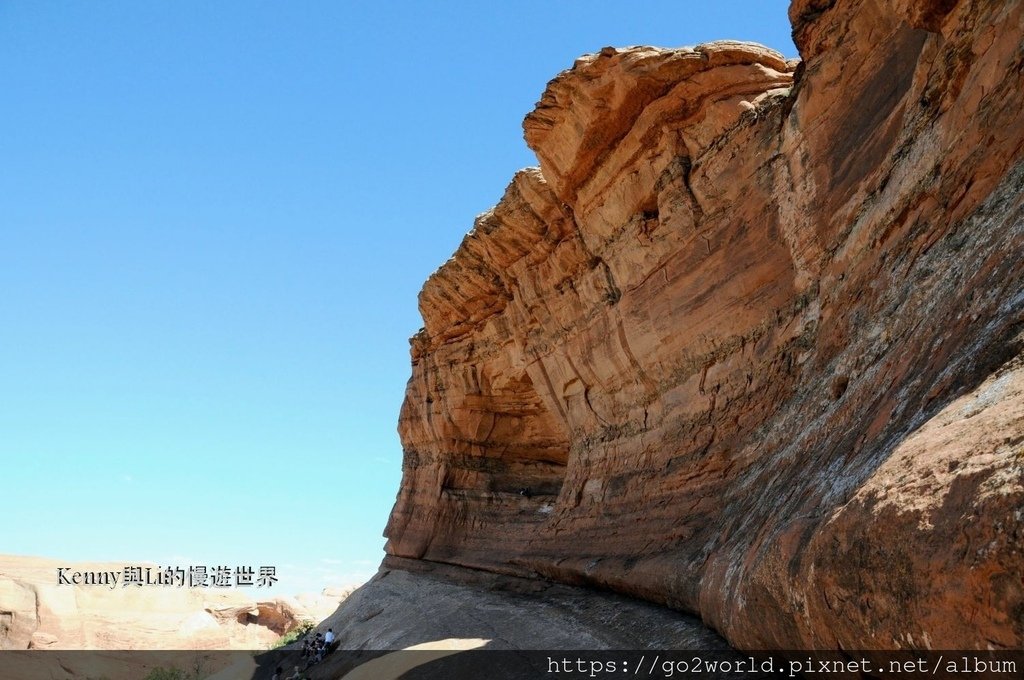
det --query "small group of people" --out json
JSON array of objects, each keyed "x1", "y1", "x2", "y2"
[
  {"x1": 300, "y1": 627, "x2": 335, "y2": 665},
  {"x1": 271, "y1": 665, "x2": 304, "y2": 680},
  {"x1": 271, "y1": 627, "x2": 336, "y2": 680}
]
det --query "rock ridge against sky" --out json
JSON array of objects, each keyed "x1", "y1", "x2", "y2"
[{"x1": 385, "y1": 0, "x2": 1024, "y2": 650}]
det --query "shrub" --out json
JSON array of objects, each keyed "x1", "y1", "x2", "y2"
[{"x1": 272, "y1": 620, "x2": 315, "y2": 649}]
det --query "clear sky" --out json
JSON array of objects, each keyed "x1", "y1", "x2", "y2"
[{"x1": 0, "y1": 2, "x2": 797, "y2": 595}]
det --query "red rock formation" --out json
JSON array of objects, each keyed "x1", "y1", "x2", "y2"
[{"x1": 387, "y1": 0, "x2": 1024, "y2": 650}]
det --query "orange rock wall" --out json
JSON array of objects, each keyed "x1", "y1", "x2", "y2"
[{"x1": 387, "y1": 0, "x2": 1024, "y2": 649}]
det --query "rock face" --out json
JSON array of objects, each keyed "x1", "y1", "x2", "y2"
[
  {"x1": 0, "y1": 555, "x2": 341, "y2": 650},
  {"x1": 388, "y1": 0, "x2": 1024, "y2": 651},
  {"x1": 279, "y1": 559, "x2": 738, "y2": 679},
  {"x1": 325, "y1": 558, "x2": 733, "y2": 651}
]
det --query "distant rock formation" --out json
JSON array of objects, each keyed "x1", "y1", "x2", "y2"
[
  {"x1": 387, "y1": 0, "x2": 1024, "y2": 651},
  {"x1": 0, "y1": 555, "x2": 345, "y2": 650}
]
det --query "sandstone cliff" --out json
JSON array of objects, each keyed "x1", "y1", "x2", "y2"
[{"x1": 387, "y1": 0, "x2": 1024, "y2": 650}]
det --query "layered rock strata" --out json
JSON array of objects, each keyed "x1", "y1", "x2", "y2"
[{"x1": 387, "y1": 0, "x2": 1024, "y2": 650}]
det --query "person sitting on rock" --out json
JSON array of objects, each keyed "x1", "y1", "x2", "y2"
[
  {"x1": 324, "y1": 627, "x2": 335, "y2": 646},
  {"x1": 285, "y1": 665, "x2": 305, "y2": 680}
]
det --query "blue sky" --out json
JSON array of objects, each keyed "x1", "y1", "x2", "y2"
[{"x1": 0, "y1": 2, "x2": 796, "y2": 595}]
